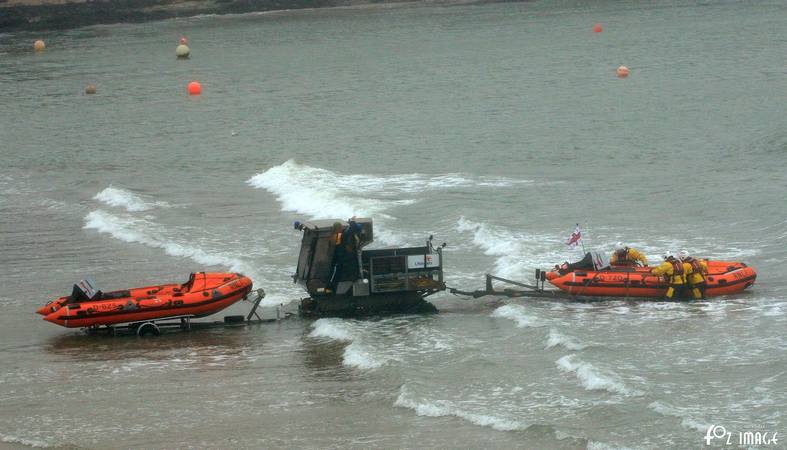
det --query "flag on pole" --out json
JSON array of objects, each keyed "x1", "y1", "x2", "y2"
[{"x1": 566, "y1": 224, "x2": 582, "y2": 247}]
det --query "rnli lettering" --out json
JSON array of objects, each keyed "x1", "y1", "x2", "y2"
[
  {"x1": 407, "y1": 254, "x2": 441, "y2": 269},
  {"x1": 732, "y1": 271, "x2": 745, "y2": 280}
]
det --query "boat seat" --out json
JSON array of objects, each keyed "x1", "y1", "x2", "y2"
[{"x1": 96, "y1": 290, "x2": 131, "y2": 300}]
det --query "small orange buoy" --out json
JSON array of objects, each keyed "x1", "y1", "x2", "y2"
[
  {"x1": 180, "y1": 37, "x2": 188, "y2": 45},
  {"x1": 593, "y1": 23, "x2": 603, "y2": 33},
  {"x1": 85, "y1": 84, "x2": 97, "y2": 95},
  {"x1": 33, "y1": 40, "x2": 46, "y2": 52},
  {"x1": 187, "y1": 81, "x2": 202, "y2": 95},
  {"x1": 616, "y1": 65, "x2": 630, "y2": 78}
]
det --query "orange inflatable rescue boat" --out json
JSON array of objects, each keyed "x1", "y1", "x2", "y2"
[
  {"x1": 39, "y1": 272, "x2": 252, "y2": 328},
  {"x1": 546, "y1": 254, "x2": 756, "y2": 298}
]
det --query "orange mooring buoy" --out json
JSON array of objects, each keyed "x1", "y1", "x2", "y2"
[
  {"x1": 593, "y1": 23, "x2": 603, "y2": 33},
  {"x1": 616, "y1": 66, "x2": 630, "y2": 78},
  {"x1": 187, "y1": 81, "x2": 202, "y2": 95},
  {"x1": 34, "y1": 40, "x2": 46, "y2": 52}
]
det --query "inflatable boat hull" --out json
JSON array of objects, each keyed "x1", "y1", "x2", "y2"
[
  {"x1": 41, "y1": 273, "x2": 252, "y2": 328},
  {"x1": 546, "y1": 261, "x2": 755, "y2": 298}
]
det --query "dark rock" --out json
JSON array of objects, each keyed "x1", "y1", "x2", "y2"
[{"x1": 0, "y1": 0, "x2": 345, "y2": 31}]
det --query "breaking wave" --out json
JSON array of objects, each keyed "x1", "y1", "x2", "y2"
[
  {"x1": 456, "y1": 217, "x2": 765, "y2": 281},
  {"x1": 308, "y1": 318, "x2": 353, "y2": 341},
  {"x1": 84, "y1": 210, "x2": 249, "y2": 271},
  {"x1": 94, "y1": 186, "x2": 170, "y2": 212},
  {"x1": 247, "y1": 160, "x2": 393, "y2": 220},
  {"x1": 456, "y1": 217, "x2": 568, "y2": 280},
  {"x1": 343, "y1": 342, "x2": 386, "y2": 369},
  {"x1": 0, "y1": 434, "x2": 50, "y2": 448},
  {"x1": 304, "y1": 317, "x2": 450, "y2": 369},
  {"x1": 82, "y1": 209, "x2": 294, "y2": 306},
  {"x1": 307, "y1": 319, "x2": 389, "y2": 370},
  {"x1": 546, "y1": 329, "x2": 587, "y2": 351},
  {"x1": 248, "y1": 160, "x2": 527, "y2": 197},
  {"x1": 247, "y1": 160, "x2": 531, "y2": 245},
  {"x1": 394, "y1": 385, "x2": 528, "y2": 431},
  {"x1": 491, "y1": 304, "x2": 544, "y2": 328},
  {"x1": 556, "y1": 354, "x2": 637, "y2": 396},
  {"x1": 648, "y1": 401, "x2": 710, "y2": 432}
]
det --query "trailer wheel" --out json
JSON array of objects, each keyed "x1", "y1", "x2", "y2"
[{"x1": 137, "y1": 322, "x2": 160, "y2": 337}]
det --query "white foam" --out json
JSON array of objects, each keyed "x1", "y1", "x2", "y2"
[
  {"x1": 491, "y1": 304, "x2": 543, "y2": 328},
  {"x1": 460, "y1": 221, "x2": 768, "y2": 278},
  {"x1": 82, "y1": 209, "x2": 288, "y2": 306},
  {"x1": 93, "y1": 186, "x2": 170, "y2": 212},
  {"x1": 394, "y1": 385, "x2": 527, "y2": 431},
  {"x1": 760, "y1": 301, "x2": 787, "y2": 317},
  {"x1": 557, "y1": 354, "x2": 636, "y2": 396},
  {"x1": 1, "y1": 434, "x2": 50, "y2": 448},
  {"x1": 248, "y1": 160, "x2": 527, "y2": 196},
  {"x1": 648, "y1": 401, "x2": 710, "y2": 432},
  {"x1": 247, "y1": 161, "x2": 409, "y2": 245},
  {"x1": 247, "y1": 161, "x2": 384, "y2": 219},
  {"x1": 343, "y1": 342, "x2": 386, "y2": 369},
  {"x1": 456, "y1": 217, "x2": 567, "y2": 279},
  {"x1": 546, "y1": 328, "x2": 587, "y2": 351},
  {"x1": 594, "y1": 234, "x2": 764, "y2": 263},
  {"x1": 457, "y1": 218, "x2": 765, "y2": 284},
  {"x1": 307, "y1": 319, "x2": 387, "y2": 369},
  {"x1": 84, "y1": 210, "x2": 249, "y2": 271},
  {"x1": 247, "y1": 161, "x2": 530, "y2": 246},
  {"x1": 308, "y1": 318, "x2": 353, "y2": 341},
  {"x1": 257, "y1": 291, "x2": 298, "y2": 308}
]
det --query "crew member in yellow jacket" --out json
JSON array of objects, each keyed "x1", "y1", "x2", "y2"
[
  {"x1": 650, "y1": 251, "x2": 685, "y2": 300},
  {"x1": 610, "y1": 242, "x2": 648, "y2": 266},
  {"x1": 679, "y1": 250, "x2": 708, "y2": 299}
]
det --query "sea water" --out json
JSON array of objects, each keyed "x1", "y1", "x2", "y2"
[{"x1": 0, "y1": 1, "x2": 785, "y2": 448}]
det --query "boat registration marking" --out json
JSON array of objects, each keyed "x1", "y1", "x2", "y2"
[
  {"x1": 597, "y1": 274, "x2": 627, "y2": 282},
  {"x1": 731, "y1": 269, "x2": 746, "y2": 280}
]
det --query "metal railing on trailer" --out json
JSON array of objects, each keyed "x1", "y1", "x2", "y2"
[
  {"x1": 363, "y1": 236, "x2": 446, "y2": 295},
  {"x1": 449, "y1": 272, "x2": 575, "y2": 300}
]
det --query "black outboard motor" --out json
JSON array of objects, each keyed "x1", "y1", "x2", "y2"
[
  {"x1": 556, "y1": 252, "x2": 594, "y2": 275},
  {"x1": 69, "y1": 277, "x2": 100, "y2": 302}
]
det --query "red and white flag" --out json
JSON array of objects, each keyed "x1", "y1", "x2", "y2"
[{"x1": 566, "y1": 225, "x2": 582, "y2": 247}]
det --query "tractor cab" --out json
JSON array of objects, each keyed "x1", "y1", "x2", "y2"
[{"x1": 292, "y1": 218, "x2": 446, "y2": 316}]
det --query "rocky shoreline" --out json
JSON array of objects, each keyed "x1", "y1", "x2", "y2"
[{"x1": 0, "y1": 0, "x2": 373, "y2": 31}]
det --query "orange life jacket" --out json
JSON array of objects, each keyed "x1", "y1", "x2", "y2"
[{"x1": 685, "y1": 257, "x2": 706, "y2": 285}]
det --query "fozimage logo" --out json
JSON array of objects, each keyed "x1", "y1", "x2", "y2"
[{"x1": 704, "y1": 424, "x2": 779, "y2": 446}]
